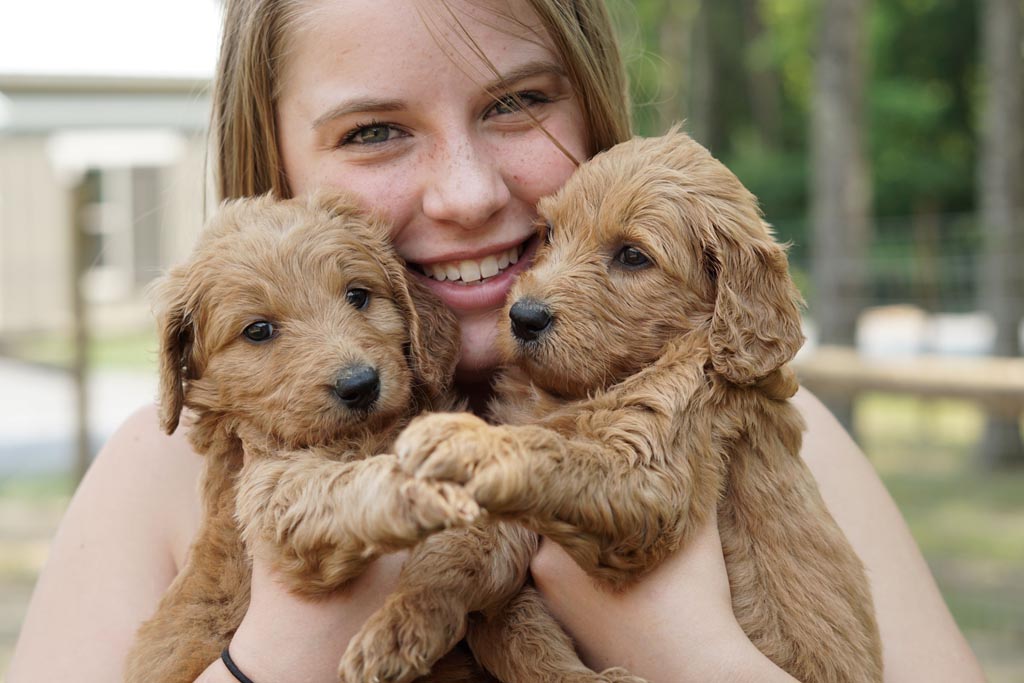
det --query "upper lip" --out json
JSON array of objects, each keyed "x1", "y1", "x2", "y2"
[{"x1": 406, "y1": 235, "x2": 533, "y2": 265}]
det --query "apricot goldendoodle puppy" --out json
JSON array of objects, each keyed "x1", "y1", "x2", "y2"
[
  {"x1": 125, "y1": 192, "x2": 638, "y2": 683},
  {"x1": 395, "y1": 131, "x2": 884, "y2": 683}
]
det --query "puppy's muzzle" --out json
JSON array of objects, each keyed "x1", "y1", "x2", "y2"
[
  {"x1": 333, "y1": 364, "x2": 380, "y2": 411},
  {"x1": 509, "y1": 298, "x2": 554, "y2": 342}
]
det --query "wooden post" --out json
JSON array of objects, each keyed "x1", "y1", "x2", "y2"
[{"x1": 68, "y1": 176, "x2": 92, "y2": 484}]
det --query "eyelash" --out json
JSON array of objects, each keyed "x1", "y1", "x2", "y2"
[
  {"x1": 488, "y1": 90, "x2": 553, "y2": 117},
  {"x1": 338, "y1": 119, "x2": 404, "y2": 147},
  {"x1": 334, "y1": 90, "x2": 554, "y2": 148}
]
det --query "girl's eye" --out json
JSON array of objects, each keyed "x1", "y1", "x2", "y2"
[
  {"x1": 346, "y1": 287, "x2": 370, "y2": 310},
  {"x1": 615, "y1": 246, "x2": 651, "y2": 269},
  {"x1": 488, "y1": 91, "x2": 551, "y2": 117},
  {"x1": 340, "y1": 122, "x2": 404, "y2": 147},
  {"x1": 242, "y1": 321, "x2": 275, "y2": 343}
]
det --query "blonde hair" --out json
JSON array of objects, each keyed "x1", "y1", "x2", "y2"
[{"x1": 210, "y1": 0, "x2": 633, "y2": 201}]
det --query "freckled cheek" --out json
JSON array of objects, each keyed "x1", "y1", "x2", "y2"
[
  {"x1": 499, "y1": 139, "x2": 581, "y2": 204},
  {"x1": 315, "y1": 165, "x2": 422, "y2": 239}
]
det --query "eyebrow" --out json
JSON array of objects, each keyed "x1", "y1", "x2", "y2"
[
  {"x1": 310, "y1": 59, "x2": 568, "y2": 131},
  {"x1": 312, "y1": 98, "x2": 406, "y2": 130},
  {"x1": 481, "y1": 59, "x2": 567, "y2": 97}
]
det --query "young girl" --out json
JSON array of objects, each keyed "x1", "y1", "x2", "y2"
[{"x1": 9, "y1": 1, "x2": 985, "y2": 681}]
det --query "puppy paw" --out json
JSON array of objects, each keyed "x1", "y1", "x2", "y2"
[
  {"x1": 399, "y1": 478, "x2": 480, "y2": 536},
  {"x1": 551, "y1": 669, "x2": 648, "y2": 683},
  {"x1": 338, "y1": 594, "x2": 465, "y2": 683},
  {"x1": 596, "y1": 668, "x2": 650, "y2": 683},
  {"x1": 395, "y1": 412, "x2": 494, "y2": 482},
  {"x1": 396, "y1": 412, "x2": 532, "y2": 514}
]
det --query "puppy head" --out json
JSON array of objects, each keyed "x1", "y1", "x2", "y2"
[
  {"x1": 501, "y1": 130, "x2": 804, "y2": 396},
  {"x1": 152, "y1": 191, "x2": 459, "y2": 447}
]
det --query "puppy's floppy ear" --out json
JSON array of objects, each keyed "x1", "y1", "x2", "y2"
[
  {"x1": 329, "y1": 200, "x2": 461, "y2": 396},
  {"x1": 706, "y1": 219, "x2": 805, "y2": 386},
  {"x1": 391, "y1": 268, "x2": 461, "y2": 395},
  {"x1": 150, "y1": 268, "x2": 201, "y2": 434}
]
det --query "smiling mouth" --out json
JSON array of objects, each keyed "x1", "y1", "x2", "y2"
[{"x1": 414, "y1": 242, "x2": 527, "y2": 285}]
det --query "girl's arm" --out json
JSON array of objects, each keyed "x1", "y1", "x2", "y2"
[
  {"x1": 7, "y1": 404, "x2": 407, "y2": 683},
  {"x1": 531, "y1": 388, "x2": 986, "y2": 683},
  {"x1": 8, "y1": 405, "x2": 201, "y2": 681}
]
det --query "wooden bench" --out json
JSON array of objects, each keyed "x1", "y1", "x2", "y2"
[{"x1": 793, "y1": 345, "x2": 1024, "y2": 418}]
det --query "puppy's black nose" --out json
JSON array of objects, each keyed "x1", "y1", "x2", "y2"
[
  {"x1": 509, "y1": 299, "x2": 554, "y2": 342},
  {"x1": 333, "y1": 365, "x2": 380, "y2": 410}
]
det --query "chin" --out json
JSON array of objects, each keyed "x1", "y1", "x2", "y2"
[{"x1": 454, "y1": 313, "x2": 503, "y2": 384}]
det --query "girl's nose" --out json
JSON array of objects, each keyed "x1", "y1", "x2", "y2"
[{"x1": 422, "y1": 136, "x2": 511, "y2": 230}]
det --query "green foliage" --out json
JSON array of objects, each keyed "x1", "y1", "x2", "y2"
[
  {"x1": 614, "y1": 0, "x2": 984, "y2": 312},
  {"x1": 868, "y1": 0, "x2": 978, "y2": 215},
  {"x1": 616, "y1": 0, "x2": 978, "y2": 214},
  {"x1": 759, "y1": 0, "x2": 817, "y2": 112}
]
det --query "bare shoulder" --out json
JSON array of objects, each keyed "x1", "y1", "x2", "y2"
[
  {"x1": 7, "y1": 403, "x2": 204, "y2": 682},
  {"x1": 792, "y1": 388, "x2": 985, "y2": 683},
  {"x1": 66, "y1": 403, "x2": 206, "y2": 567}
]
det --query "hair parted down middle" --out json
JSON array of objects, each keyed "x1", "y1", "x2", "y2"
[{"x1": 210, "y1": 0, "x2": 633, "y2": 201}]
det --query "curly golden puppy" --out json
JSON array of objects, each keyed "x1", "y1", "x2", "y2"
[
  {"x1": 125, "y1": 192, "x2": 501, "y2": 683},
  {"x1": 126, "y1": 191, "x2": 632, "y2": 683},
  {"x1": 397, "y1": 131, "x2": 884, "y2": 683}
]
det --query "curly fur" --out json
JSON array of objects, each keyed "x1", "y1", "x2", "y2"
[
  {"x1": 125, "y1": 192, "x2": 488, "y2": 682},
  {"x1": 125, "y1": 191, "x2": 639, "y2": 683},
  {"x1": 395, "y1": 130, "x2": 884, "y2": 683}
]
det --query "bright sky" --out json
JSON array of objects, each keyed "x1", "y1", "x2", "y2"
[{"x1": 0, "y1": 0, "x2": 222, "y2": 78}]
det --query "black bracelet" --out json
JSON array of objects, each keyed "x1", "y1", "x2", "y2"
[{"x1": 221, "y1": 647, "x2": 256, "y2": 683}]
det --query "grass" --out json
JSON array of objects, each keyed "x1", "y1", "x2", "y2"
[
  {"x1": 0, "y1": 392, "x2": 1021, "y2": 680},
  {"x1": 856, "y1": 394, "x2": 1024, "y2": 680},
  {"x1": 0, "y1": 328, "x2": 158, "y2": 372}
]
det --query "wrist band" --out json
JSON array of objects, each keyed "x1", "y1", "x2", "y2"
[{"x1": 221, "y1": 647, "x2": 256, "y2": 683}]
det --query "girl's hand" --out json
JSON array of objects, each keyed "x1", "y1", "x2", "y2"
[
  {"x1": 202, "y1": 548, "x2": 407, "y2": 682},
  {"x1": 530, "y1": 516, "x2": 797, "y2": 683}
]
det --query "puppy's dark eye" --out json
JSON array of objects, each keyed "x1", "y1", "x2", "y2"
[
  {"x1": 543, "y1": 221, "x2": 553, "y2": 245},
  {"x1": 615, "y1": 246, "x2": 651, "y2": 269},
  {"x1": 242, "y1": 321, "x2": 275, "y2": 343},
  {"x1": 346, "y1": 287, "x2": 370, "y2": 310}
]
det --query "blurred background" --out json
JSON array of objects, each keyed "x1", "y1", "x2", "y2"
[{"x1": 0, "y1": 0, "x2": 1021, "y2": 680}]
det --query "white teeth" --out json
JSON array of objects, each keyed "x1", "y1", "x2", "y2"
[
  {"x1": 480, "y1": 255, "x2": 499, "y2": 278},
  {"x1": 420, "y1": 244, "x2": 525, "y2": 284},
  {"x1": 459, "y1": 260, "x2": 482, "y2": 282}
]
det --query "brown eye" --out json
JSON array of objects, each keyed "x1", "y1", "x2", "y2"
[
  {"x1": 346, "y1": 287, "x2": 370, "y2": 310},
  {"x1": 242, "y1": 321, "x2": 275, "y2": 343},
  {"x1": 616, "y1": 246, "x2": 651, "y2": 269}
]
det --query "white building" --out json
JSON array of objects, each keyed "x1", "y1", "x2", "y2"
[{"x1": 0, "y1": 0, "x2": 221, "y2": 336}]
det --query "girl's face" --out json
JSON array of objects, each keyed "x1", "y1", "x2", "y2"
[{"x1": 276, "y1": 0, "x2": 589, "y2": 381}]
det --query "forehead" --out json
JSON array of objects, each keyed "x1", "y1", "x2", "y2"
[{"x1": 279, "y1": 0, "x2": 557, "y2": 103}]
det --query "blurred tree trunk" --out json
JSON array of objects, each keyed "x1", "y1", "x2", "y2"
[
  {"x1": 978, "y1": 0, "x2": 1024, "y2": 468},
  {"x1": 653, "y1": 0, "x2": 714, "y2": 146},
  {"x1": 741, "y1": 0, "x2": 783, "y2": 148},
  {"x1": 810, "y1": 0, "x2": 872, "y2": 431},
  {"x1": 689, "y1": 2, "x2": 714, "y2": 145}
]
